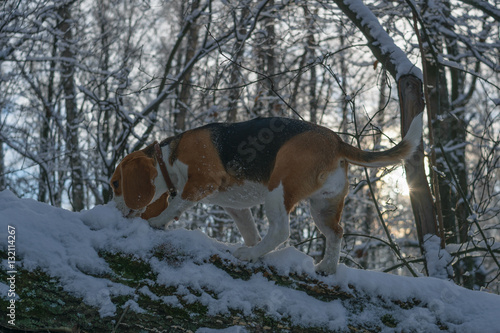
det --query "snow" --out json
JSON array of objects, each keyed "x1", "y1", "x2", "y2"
[
  {"x1": 423, "y1": 234, "x2": 453, "y2": 279},
  {"x1": 1, "y1": 189, "x2": 500, "y2": 331}
]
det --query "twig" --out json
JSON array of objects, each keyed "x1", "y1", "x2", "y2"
[
  {"x1": 112, "y1": 302, "x2": 131, "y2": 333},
  {"x1": 112, "y1": 282, "x2": 143, "y2": 333}
]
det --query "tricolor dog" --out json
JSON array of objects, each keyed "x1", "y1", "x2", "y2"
[{"x1": 111, "y1": 115, "x2": 423, "y2": 275}]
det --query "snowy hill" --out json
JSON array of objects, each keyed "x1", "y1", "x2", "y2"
[{"x1": 1, "y1": 189, "x2": 499, "y2": 332}]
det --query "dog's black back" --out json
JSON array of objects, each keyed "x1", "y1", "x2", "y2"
[{"x1": 206, "y1": 117, "x2": 316, "y2": 182}]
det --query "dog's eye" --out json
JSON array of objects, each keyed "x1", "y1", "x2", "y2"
[{"x1": 112, "y1": 180, "x2": 119, "y2": 189}]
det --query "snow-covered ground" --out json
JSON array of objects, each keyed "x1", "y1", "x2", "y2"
[{"x1": 1, "y1": 189, "x2": 499, "y2": 332}]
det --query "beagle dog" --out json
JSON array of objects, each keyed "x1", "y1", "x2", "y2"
[{"x1": 110, "y1": 115, "x2": 423, "y2": 275}]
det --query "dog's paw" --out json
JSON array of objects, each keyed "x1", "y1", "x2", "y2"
[
  {"x1": 315, "y1": 260, "x2": 337, "y2": 276},
  {"x1": 148, "y1": 216, "x2": 166, "y2": 229},
  {"x1": 233, "y1": 246, "x2": 260, "y2": 262}
]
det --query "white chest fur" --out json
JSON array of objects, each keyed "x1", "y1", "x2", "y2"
[{"x1": 151, "y1": 145, "x2": 189, "y2": 202}]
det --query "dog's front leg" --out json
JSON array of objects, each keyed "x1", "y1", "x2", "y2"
[
  {"x1": 233, "y1": 185, "x2": 289, "y2": 261},
  {"x1": 148, "y1": 195, "x2": 196, "y2": 229},
  {"x1": 224, "y1": 207, "x2": 261, "y2": 247}
]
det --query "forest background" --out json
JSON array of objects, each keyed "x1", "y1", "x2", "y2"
[{"x1": 1, "y1": 0, "x2": 499, "y2": 293}]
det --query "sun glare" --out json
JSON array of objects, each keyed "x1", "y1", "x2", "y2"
[{"x1": 386, "y1": 167, "x2": 410, "y2": 196}]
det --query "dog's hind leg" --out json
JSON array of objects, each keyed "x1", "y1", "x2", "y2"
[
  {"x1": 224, "y1": 207, "x2": 261, "y2": 247},
  {"x1": 309, "y1": 194, "x2": 346, "y2": 275}
]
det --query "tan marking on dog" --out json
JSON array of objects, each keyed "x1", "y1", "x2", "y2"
[
  {"x1": 268, "y1": 130, "x2": 344, "y2": 212},
  {"x1": 175, "y1": 129, "x2": 240, "y2": 202},
  {"x1": 141, "y1": 192, "x2": 169, "y2": 220}
]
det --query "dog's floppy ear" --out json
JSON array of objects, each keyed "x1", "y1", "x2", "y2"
[
  {"x1": 110, "y1": 168, "x2": 123, "y2": 196},
  {"x1": 141, "y1": 192, "x2": 169, "y2": 220},
  {"x1": 122, "y1": 155, "x2": 158, "y2": 210}
]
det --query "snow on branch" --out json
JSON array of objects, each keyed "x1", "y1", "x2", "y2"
[
  {"x1": 333, "y1": 0, "x2": 422, "y2": 80},
  {"x1": 458, "y1": 0, "x2": 500, "y2": 21}
]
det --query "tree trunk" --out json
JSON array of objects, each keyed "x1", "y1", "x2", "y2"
[
  {"x1": 265, "y1": 0, "x2": 280, "y2": 116},
  {"x1": 58, "y1": 3, "x2": 84, "y2": 211},
  {"x1": 399, "y1": 76, "x2": 439, "y2": 244},
  {"x1": 443, "y1": 19, "x2": 469, "y2": 246},
  {"x1": 307, "y1": 38, "x2": 318, "y2": 123},
  {"x1": 427, "y1": 58, "x2": 456, "y2": 243},
  {"x1": 97, "y1": 0, "x2": 112, "y2": 204},
  {"x1": 227, "y1": 7, "x2": 249, "y2": 122},
  {"x1": 338, "y1": 23, "x2": 349, "y2": 140},
  {"x1": 175, "y1": 0, "x2": 201, "y2": 132},
  {"x1": 421, "y1": 1, "x2": 469, "y2": 248},
  {"x1": 441, "y1": 1, "x2": 477, "y2": 288},
  {"x1": 38, "y1": 34, "x2": 58, "y2": 204}
]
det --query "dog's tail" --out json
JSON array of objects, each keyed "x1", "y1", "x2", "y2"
[{"x1": 341, "y1": 113, "x2": 423, "y2": 168}]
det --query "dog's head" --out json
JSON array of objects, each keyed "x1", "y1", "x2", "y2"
[{"x1": 110, "y1": 151, "x2": 168, "y2": 219}]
